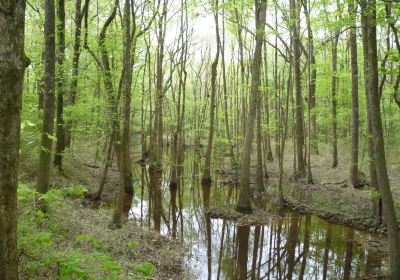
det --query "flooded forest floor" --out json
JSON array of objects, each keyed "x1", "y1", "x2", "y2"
[{"x1": 18, "y1": 138, "x2": 400, "y2": 279}]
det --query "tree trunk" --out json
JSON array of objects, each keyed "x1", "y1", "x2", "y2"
[
  {"x1": 349, "y1": 0, "x2": 360, "y2": 187},
  {"x1": 302, "y1": 0, "x2": 318, "y2": 155},
  {"x1": 54, "y1": 0, "x2": 66, "y2": 170},
  {"x1": 236, "y1": 0, "x2": 266, "y2": 213},
  {"x1": 256, "y1": 90, "x2": 264, "y2": 192},
  {"x1": 291, "y1": 0, "x2": 306, "y2": 177},
  {"x1": 363, "y1": 1, "x2": 400, "y2": 277},
  {"x1": 331, "y1": 36, "x2": 339, "y2": 168},
  {"x1": 111, "y1": 0, "x2": 133, "y2": 228},
  {"x1": 149, "y1": 0, "x2": 167, "y2": 173},
  {"x1": 64, "y1": 0, "x2": 88, "y2": 147},
  {"x1": 360, "y1": 0, "x2": 381, "y2": 220},
  {"x1": 37, "y1": 0, "x2": 56, "y2": 196},
  {"x1": 0, "y1": 1, "x2": 29, "y2": 278},
  {"x1": 202, "y1": 0, "x2": 220, "y2": 185}
]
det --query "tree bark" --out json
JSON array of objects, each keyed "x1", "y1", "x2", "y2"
[
  {"x1": 111, "y1": 0, "x2": 134, "y2": 227},
  {"x1": 360, "y1": 0, "x2": 380, "y2": 220},
  {"x1": 54, "y1": 0, "x2": 66, "y2": 170},
  {"x1": 331, "y1": 36, "x2": 339, "y2": 168},
  {"x1": 236, "y1": 0, "x2": 266, "y2": 213},
  {"x1": 0, "y1": 1, "x2": 29, "y2": 278},
  {"x1": 64, "y1": 0, "x2": 89, "y2": 147},
  {"x1": 291, "y1": 0, "x2": 306, "y2": 177},
  {"x1": 363, "y1": 0, "x2": 400, "y2": 278},
  {"x1": 349, "y1": 0, "x2": 360, "y2": 186},
  {"x1": 202, "y1": 0, "x2": 220, "y2": 185},
  {"x1": 37, "y1": 0, "x2": 56, "y2": 196},
  {"x1": 302, "y1": 0, "x2": 318, "y2": 155}
]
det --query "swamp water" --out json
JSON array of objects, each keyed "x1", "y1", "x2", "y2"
[{"x1": 127, "y1": 152, "x2": 387, "y2": 279}]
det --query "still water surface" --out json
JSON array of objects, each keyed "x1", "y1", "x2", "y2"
[{"x1": 129, "y1": 155, "x2": 387, "y2": 279}]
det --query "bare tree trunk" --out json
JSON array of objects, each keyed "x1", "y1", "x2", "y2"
[
  {"x1": 54, "y1": 0, "x2": 66, "y2": 170},
  {"x1": 221, "y1": 4, "x2": 237, "y2": 169},
  {"x1": 360, "y1": 0, "x2": 380, "y2": 220},
  {"x1": 149, "y1": 0, "x2": 167, "y2": 173},
  {"x1": 64, "y1": 0, "x2": 89, "y2": 147},
  {"x1": 331, "y1": 36, "x2": 339, "y2": 168},
  {"x1": 236, "y1": 0, "x2": 266, "y2": 213},
  {"x1": 256, "y1": 91, "x2": 264, "y2": 192},
  {"x1": 302, "y1": 0, "x2": 318, "y2": 155},
  {"x1": 290, "y1": 0, "x2": 306, "y2": 177},
  {"x1": 0, "y1": 1, "x2": 29, "y2": 278},
  {"x1": 363, "y1": 1, "x2": 400, "y2": 277},
  {"x1": 202, "y1": 0, "x2": 220, "y2": 185},
  {"x1": 349, "y1": 0, "x2": 360, "y2": 186},
  {"x1": 37, "y1": 0, "x2": 56, "y2": 196},
  {"x1": 111, "y1": 0, "x2": 133, "y2": 228}
]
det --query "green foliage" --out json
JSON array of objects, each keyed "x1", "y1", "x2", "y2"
[
  {"x1": 132, "y1": 262, "x2": 156, "y2": 278},
  {"x1": 17, "y1": 184, "x2": 128, "y2": 279},
  {"x1": 213, "y1": 137, "x2": 230, "y2": 153},
  {"x1": 367, "y1": 188, "x2": 381, "y2": 200},
  {"x1": 61, "y1": 185, "x2": 88, "y2": 198}
]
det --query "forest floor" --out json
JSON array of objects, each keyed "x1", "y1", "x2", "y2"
[{"x1": 18, "y1": 144, "x2": 187, "y2": 279}]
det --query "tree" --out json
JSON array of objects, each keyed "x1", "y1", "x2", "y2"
[
  {"x1": 111, "y1": 0, "x2": 133, "y2": 228},
  {"x1": 37, "y1": 0, "x2": 56, "y2": 197},
  {"x1": 348, "y1": 0, "x2": 360, "y2": 187},
  {"x1": 54, "y1": 0, "x2": 66, "y2": 170},
  {"x1": 236, "y1": 0, "x2": 267, "y2": 213},
  {"x1": 362, "y1": 0, "x2": 400, "y2": 278},
  {"x1": 290, "y1": 0, "x2": 306, "y2": 177},
  {"x1": 0, "y1": 1, "x2": 29, "y2": 278},
  {"x1": 202, "y1": 0, "x2": 220, "y2": 185},
  {"x1": 65, "y1": 0, "x2": 90, "y2": 147}
]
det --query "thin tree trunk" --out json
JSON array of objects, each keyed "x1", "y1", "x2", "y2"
[
  {"x1": 302, "y1": 0, "x2": 318, "y2": 155},
  {"x1": 37, "y1": 0, "x2": 56, "y2": 196},
  {"x1": 202, "y1": 0, "x2": 220, "y2": 185},
  {"x1": 331, "y1": 35, "x2": 339, "y2": 168},
  {"x1": 349, "y1": 0, "x2": 360, "y2": 186},
  {"x1": 236, "y1": 0, "x2": 266, "y2": 213},
  {"x1": 291, "y1": 0, "x2": 306, "y2": 177},
  {"x1": 54, "y1": 0, "x2": 66, "y2": 170},
  {"x1": 64, "y1": 0, "x2": 89, "y2": 147}
]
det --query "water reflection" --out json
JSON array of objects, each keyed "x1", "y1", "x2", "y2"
[{"x1": 130, "y1": 155, "x2": 386, "y2": 279}]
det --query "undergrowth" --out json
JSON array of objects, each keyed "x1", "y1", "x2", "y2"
[{"x1": 17, "y1": 184, "x2": 157, "y2": 280}]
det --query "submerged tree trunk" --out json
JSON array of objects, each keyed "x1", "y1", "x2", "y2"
[
  {"x1": 37, "y1": 0, "x2": 56, "y2": 196},
  {"x1": 236, "y1": 0, "x2": 266, "y2": 213},
  {"x1": 149, "y1": 0, "x2": 167, "y2": 173},
  {"x1": 0, "y1": 1, "x2": 29, "y2": 278}
]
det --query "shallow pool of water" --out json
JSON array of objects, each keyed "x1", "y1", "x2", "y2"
[{"x1": 129, "y1": 162, "x2": 387, "y2": 280}]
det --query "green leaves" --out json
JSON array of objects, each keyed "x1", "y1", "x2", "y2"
[
  {"x1": 61, "y1": 185, "x2": 88, "y2": 198},
  {"x1": 132, "y1": 262, "x2": 156, "y2": 278}
]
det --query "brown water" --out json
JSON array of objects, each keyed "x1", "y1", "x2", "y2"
[{"x1": 129, "y1": 152, "x2": 387, "y2": 279}]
